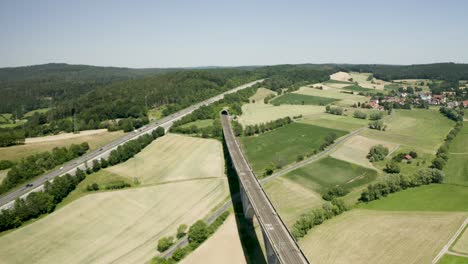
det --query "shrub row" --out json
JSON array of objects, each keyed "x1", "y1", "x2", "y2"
[
  {"x1": 431, "y1": 121, "x2": 464, "y2": 170},
  {"x1": 0, "y1": 142, "x2": 90, "y2": 195},
  {"x1": 439, "y1": 106, "x2": 464, "y2": 122},
  {"x1": 243, "y1": 117, "x2": 292, "y2": 136},
  {"x1": 325, "y1": 105, "x2": 343, "y2": 115},
  {"x1": 359, "y1": 168, "x2": 444, "y2": 202},
  {"x1": 291, "y1": 199, "x2": 348, "y2": 240}
]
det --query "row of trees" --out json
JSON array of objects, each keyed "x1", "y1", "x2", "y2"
[
  {"x1": 0, "y1": 169, "x2": 87, "y2": 232},
  {"x1": 439, "y1": 106, "x2": 464, "y2": 122},
  {"x1": 0, "y1": 129, "x2": 25, "y2": 147},
  {"x1": 152, "y1": 211, "x2": 230, "y2": 264},
  {"x1": 368, "y1": 120, "x2": 386, "y2": 131},
  {"x1": 359, "y1": 168, "x2": 444, "y2": 202},
  {"x1": 0, "y1": 143, "x2": 90, "y2": 195},
  {"x1": 291, "y1": 198, "x2": 348, "y2": 240},
  {"x1": 431, "y1": 120, "x2": 464, "y2": 170},
  {"x1": 243, "y1": 117, "x2": 292, "y2": 136}
]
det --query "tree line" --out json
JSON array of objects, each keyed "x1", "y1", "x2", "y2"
[
  {"x1": 243, "y1": 117, "x2": 292, "y2": 136},
  {"x1": 431, "y1": 120, "x2": 464, "y2": 170},
  {"x1": 0, "y1": 143, "x2": 90, "y2": 195}
]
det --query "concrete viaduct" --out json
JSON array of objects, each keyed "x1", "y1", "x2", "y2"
[{"x1": 221, "y1": 110, "x2": 309, "y2": 264}]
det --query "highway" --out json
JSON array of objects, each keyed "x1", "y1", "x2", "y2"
[
  {"x1": 0, "y1": 79, "x2": 263, "y2": 209},
  {"x1": 221, "y1": 113, "x2": 309, "y2": 264}
]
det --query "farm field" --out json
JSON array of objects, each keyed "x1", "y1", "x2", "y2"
[
  {"x1": 284, "y1": 156, "x2": 378, "y2": 193},
  {"x1": 299, "y1": 113, "x2": 368, "y2": 131},
  {"x1": 237, "y1": 103, "x2": 324, "y2": 126},
  {"x1": 299, "y1": 209, "x2": 466, "y2": 264},
  {"x1": 264, "y1": 177, "x2": 323, "y2": 226},
  {"x1": 438, "y1": 254, "x2": 468, "y2": 264},
  {"x1": 330, "y1": 134, "x2": 398, "y2": 168},
  {"x1": 0, "y1": 129, "x2": 124, "y2": 161},
  {"x1": 180, "y1": 215, "x2": 247, "y2": 264},
  {"x1": 362, "y1": 109, "x2": 454, "y2": 153},
  {"x1": 360, "y1": 184, "x2": 468, "y2": 212},
  {"x1": 270, "y1": 93, "x2": 337, "y2": 106},
  {"x1": 240, "y1": 123, "x2": 347, "y2": 176},
  {"x1": 180, "y1": 119, "x2": 214, "y2": 129},
  {"x1": 330, "y1": 71, "x2": 352, "y2": 82},
  {"x1": 453, "y1": 227, "x2": 468, "y2": 254},
  {"x1": 349, "y1": 72, "x2": 391, "y2": 90},
  {"x1": 249, "y1": 87, "x2": 276, "y2": 103},
  {"x1": 294, "y1": 86, "x2": 369, "y2": 107},
  {"x1": 106, "y1": 134, "x2": 225, "y2": 185},
  {"x1": 0, "y1": 178, "x2": 228, "y2": 264}
]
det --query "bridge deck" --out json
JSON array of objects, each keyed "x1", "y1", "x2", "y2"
[{"x1": 221, "y1": 115, "x2": 309, "y2": 264}]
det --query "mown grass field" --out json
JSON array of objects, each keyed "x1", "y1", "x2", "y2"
[
  {"x1": 0, "y1": 178, "x2": 228, "y2": 264},
  {"x1": 237, "y1": 102, "x2": 324, "y2": 126},
  {"x1": 106, "y1": 134, "x2": 225, "y2": 185},
  {"x1": 180, "y1": 119, "x2": 214, "y2": 129},
  {"x1": 249, "y1": 87, "x2": 276, "y2": 103},
  {"x1": 360, "y1": 184, "x2": 468, "y2": 211},
  {"x1": 299, "y1": 209, "x2": 466, "y2": 264},
  {"x1": 284, "y1": 157, "x2": 378, "y2": 193},
  {"x1": 0, "y1": 130, "x2": 124, "y2": 162},
  {"x1": 241, "y1": 123, "x2": 347, "y2": 176},
  {"x1": 264, "y1": 177, "x2": 323, "y2": 227},
  {"x1": 270, "y1": 93, "x2": 338, "y2": 106},
  {"x1": 438, "y1": 254, "x2": 468, "y2": 264},
  {"x1": 444, "y1": 122, "x2": 468, "y2": 185},
  {"x1": 453, "y1": 227, "x2": 468, "y2": 254},
  {"x1": 362, "y1": 109, "x2": 455, "y2": 153},
  {"x1": 299, "y1": 113, "x2": 368, "y2": 131}
]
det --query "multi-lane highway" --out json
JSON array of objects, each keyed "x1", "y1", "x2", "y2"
[
  {"x1": 0, "y1": 79, "x2": 263, "y2": 210},
  {"x1": 221, "y1": 113, "x2": 309, "y2": 264}
]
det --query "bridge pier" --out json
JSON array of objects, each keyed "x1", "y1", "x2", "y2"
[
  {"x1": 240, "y1": 184, "x2": 255, "y2": 221},
  {"x1": 262, "y1": 228, "x2": 281, "y2": 264}
]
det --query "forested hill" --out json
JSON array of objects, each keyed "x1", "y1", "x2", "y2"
[
  {"x1": 336, "y1": 63, "x2": 468, "y2": 81},
  {"x1": 0, "y1": 63, "x2": 170, "y2": 114}
]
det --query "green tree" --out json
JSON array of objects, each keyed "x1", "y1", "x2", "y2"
[
  {"x1": 157, "y1": 236, "x2": 174, "y2": 252},
  {"x1": 177, "y1": 224, "x2": 188, "y2": 239},
  {"x1": 188, "y1": 220, "x2": 209, "y2": 246}
]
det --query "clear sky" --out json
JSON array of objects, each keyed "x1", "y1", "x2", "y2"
[{"x1": 1, "y1": 0, "x2": 467, "y2": 68}]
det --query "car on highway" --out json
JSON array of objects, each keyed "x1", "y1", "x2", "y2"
[
  {"x1": 59, "y1": 166, "x2": 64, "y2": 170},
  {"x1": 26, "y1": 183, "x2": 33, "y2": 188}
]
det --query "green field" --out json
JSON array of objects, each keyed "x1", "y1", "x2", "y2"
[
  {"x1": 438, "y1": 254, "x2": 468, "y2": 264},
  {"x1": 241, "y1": 123, "x2": 347, "y2": 176},
  {"x1": 449, "y1": 122, "x2": 468, "y2": 153},
  {"x1": 271, "y1": 93, "x2": 338, "y2": 106},
  {"x1": 180, "y1": 119, "x2": 214, "y2": 129},
  {"x1": 360, "y1": 184, "x2": 468, "y2": 211},
  {"x1": 285, "y1": 157, "x2": 378, "y2": 193},
  {"x1": 148, "y1": 106, "x2": 165, "y2": 121},
  {"x1": 362, "y1": 109, "x2": 455, "y2": 152},
  {"x1": 323, "y1": 80, "x2": 354, "y2": 85},
  {"x1": 343, "y1": 85, "x2": 379, "y2": 93},
  {"x1": 299, "y1": 113, "x2": 368, "y2": 131},
  {"x1": 444, "y1": 155, "x2": 468, "y2": 186}
]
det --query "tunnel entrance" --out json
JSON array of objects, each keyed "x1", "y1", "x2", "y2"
[{"x1": 221, "y1": 109, "x2": 229, "y2": 115}]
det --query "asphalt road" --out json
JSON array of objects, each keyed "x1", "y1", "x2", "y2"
[
  {"x1": 221, "y1": 114, "x2": 309, "y2": 264},
  {"x1": 0, "y1": 79, "x2": 264, "y2": 209}
]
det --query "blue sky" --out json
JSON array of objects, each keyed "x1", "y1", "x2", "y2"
[{"x1": 1, "y1": 0, "x2": 467, "y2": 68}]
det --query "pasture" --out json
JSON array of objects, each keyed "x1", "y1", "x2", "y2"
[
  {"x1": 362, "y1": 109, "x2": 455, "y2": 153},
  {"x1": 438, "y1": 254, "x2": 468, "y2": 264},
  {"x1": 240, "y1": 123, "x2": 347, "y2": 176},
  {"x1": 264, "y1": 177, "x2": 323, "y2": 226},
  {"x1": 299, "y1": 113, "x2": 368, "y2": 131},
  {"x1": 270, "y1": 93, "x2": 337, "y2": 106},
  {"x1": 0, "y1": 178, "x2": 228, "y2": 264},
  {"x1": 0, "y1": 129, "x2": 124, "y2": 161},
  {"x1": 330, "y1": 134, "x2": 398, "y2": 168},
  {"x1": 105, "y1": 134, "x2": 225, "y2": 185},
  {"x1": 284, "y1": 157, "x2": 378, "y2": 193},
  {"x1": 299, "y1": 209, "x2": 467, "y2": 264},
  {"x1": 360, "y1": 184, "x2": 468, "y2": 212},
  {"x1": 237, "y1": 103, "x2": 324, "y2": 126}
]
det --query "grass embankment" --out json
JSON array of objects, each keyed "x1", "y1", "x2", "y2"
[
  {"x1": 438, "y1": 254, "x2": 468, "y2": 264},
  {"x1": 180, "y1": 119, "x2": 214, "y2": 129},
  {"x1": 270, "y1": 93, "x2": 338, "y2": 106},
  {"x1": 241, "y1": 123, "x2": 347, "y2": 176}
]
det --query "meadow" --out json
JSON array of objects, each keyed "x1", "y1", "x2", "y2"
[
  {"x1": 444, "y1": 122, "x2": 468, "y2": 185},
  {"x1": 237, "y1": 103, "x2": 324, "y2": 126},
  {"x1": 294, "y1": 86, "x2": 369, "y2": 107},
  {"x1": 180, "y1": 119, "x2": 214, "y2": 129},
  {"x1": 438, "y1": 255, "x2": 468, "y2": 264},
  {"x1": 299, "y1": 209, "x2": 466, "y2": 264},
  {"x1": 240, "y1": 123, "x2": 347, "y2": 176},
  {"x1": 270, "y1": 93, "x2": 338, "y2": 106},
  {"x1": 284, "y1": 156, "x2": 378, "y2": 193},
  {"x1": 298, "y1": 113, "x2": 368, "y2": 132},
  {"x1": 249, "y1": 87, "x2": 276, "y2": 103},
  {"x1": 362, "y1": 109, "x2": 455, "y2": 153}
]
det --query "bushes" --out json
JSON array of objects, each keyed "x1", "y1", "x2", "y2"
[
  {"x1": 292, "y1": 198, "x2": 348, "y2": 240},
  {"x1": 359, "y1": 168, "x2": 445, "y2": 202},
  {"x1": 325, "y1": 105, "x2": 344, "y2": 115},
  {"x1": 86, "y1": 183, "x2": 99, "y2": 192},
  {"x1": 368, "y1": 120, "x2": 386, "y2": 131},
  {"x1": 105, "y1": 181, "x2": 131, "y2": 190},
  {"x1": 353, "y1": 110, "x2": 367, "y2": 119},
  {"x1": 188, "y1": 220, "x2": 209, "y2": 247},
  {"x1": 367, "y1": 145, "x2": 389, "y2": 162},
  {"x1": 176, "y1": 224, "x2": 187, "y2": 239},
  {"x1": 322, "y1": 186, "x2": 348, "y2": 201},
  {"x1": 157, "y1": 236, "x2": 175, "y2": 253},
  {"x1": 0, "y1": 169, "x2": 86, "y2": 232},
  {"x1": 384, "y1": 161, "x2": 401, "y2": 173},
  {"x1": 243, "y1": 117, "x2": 292, "y2": 136},
  {"x1": 0, "y1": 142, "x2": 90, "y2": 195},
  {"x1": 0, "y1": 160, "x2": 14, "y2": 170},
  {"x1": 431, "y1": 121, "x2": 463, "y2": 170},
  {"x1": 368, "y1": 111, "x2": 384, "y2": 120}
]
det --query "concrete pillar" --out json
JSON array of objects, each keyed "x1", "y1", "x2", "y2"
[{"x1": 240, "y1": 184, "x2": 255, "y2": 220}]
